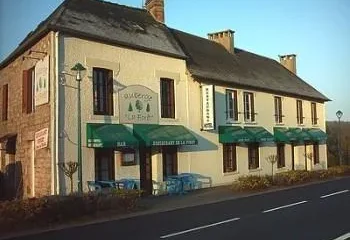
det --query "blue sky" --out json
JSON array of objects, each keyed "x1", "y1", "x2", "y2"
[{"x1": 1, "y1": 0, "x2": 349, "y2": 121}]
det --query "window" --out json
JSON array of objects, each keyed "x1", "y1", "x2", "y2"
[
  {"x1": 2, "y1": 84, "x2": 8, "y2": 121},
  {"x1": 223, "y1": 144, "x2": 237, "y2": 173},
  {"x1": 296, "y1": 100, "x2": 303, "y2": 125},
  {"x1": 243, "y1": 92, "x2": 255, "y2": 122},
  {"x1": 274, "y1": 96, "x2": 283, "y2": 123},
  {"x1": 93, "y1": 68, "x2": 114, "y2": 115},
  {"x1": 226, "y1": 90, "x2": 238, "y2": 121},
  {"x1": 121, "y1": 149, "x2": 136, "y2": 166},
  {"x1": 160, "y1": 78, "x2": 175, "y2": 118},
  {"x1": 162, "y1": 146, "x2": 177, "y2": 179},
  {"x1": 248, "y1": 143, "x2": 259, "y2": 169},
  {"x1": 22, "y1": 68, "x2": 35, "y2": 114},
  {"x1": 277, "y1": 144, "x2": 285, "y2": 168},
  {"x1": 311, "y1": 102, "x2": 318, "y2": 125},
  {"x1": 95, "y1": 149, "x2": 115, "y2": 181},
  {"x1": 313, "y1": 143, "x2": 319, "y2": 164}
]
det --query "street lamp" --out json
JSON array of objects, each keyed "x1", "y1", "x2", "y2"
[
  {"x1": 71, "y1": 63, "x2": 86, "y2": 193},
  {"x1": 336, "y1": 110, "x2": 343, "y2": 165}
]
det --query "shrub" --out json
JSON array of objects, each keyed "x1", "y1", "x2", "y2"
[
  {"x1": 327, "y1": 166, "x2": 350, "y2": 177},
  {"x1": 0, "y1": 189, "x2": 142, "y2": 234},
  {"x1": 274, "y1": 170, "x2": 312, "y2": 186},
  {"x1": 232, "y1": 175, "x2": 271, "y2": 191}
]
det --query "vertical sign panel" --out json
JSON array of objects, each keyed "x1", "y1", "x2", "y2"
[
  {"x1": 35, "y1": 55, "x2": 49, "y2": 106},
  {"x1": 201, "y1": 85, "x2": 215, "y2": 130}
]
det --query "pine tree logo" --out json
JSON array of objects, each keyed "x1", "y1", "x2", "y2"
[
  {"x1": 135, "y1": 100, "x2": 143, "y2": 113},
  {"x1": 128, "y1": 102, "x2": 133, "y2": 112},
  {"x1": 146, "y1": 103, "x2": 150, "y2": 112}
]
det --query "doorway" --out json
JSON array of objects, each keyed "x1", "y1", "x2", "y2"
[
  {"x1": 95, "y1": 149, "x2": 115, "y2": 181},
  {"x1": 162, "y1": 146, "x2": 178, "y2": 180},
  {"x1": 139, "y1": 147, "x2": 152, "y2": 195}
]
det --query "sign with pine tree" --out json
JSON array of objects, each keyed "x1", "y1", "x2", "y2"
[{"x1": 34, "y1": 55, "x2": 50, "y2": 106}]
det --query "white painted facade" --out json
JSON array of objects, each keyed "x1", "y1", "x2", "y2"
[{"x1": 57, "y1": 34, "x2": 327, "y2": 194}]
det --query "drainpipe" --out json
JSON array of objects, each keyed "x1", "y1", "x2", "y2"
[{"x1": 54, "y1": 31, "x2": 60, "y2": 194}]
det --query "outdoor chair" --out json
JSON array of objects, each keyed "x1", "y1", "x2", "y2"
[
  {"x1": 165, "y1": 177, "x2": 182, "y2": 195},
  {"x1": 87, "y1": 181, "x2": 102, "y2": 192}
]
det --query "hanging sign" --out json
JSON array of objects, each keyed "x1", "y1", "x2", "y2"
[
  {"x1": 34, "y1": 55, "x2": 50, "y2": 106},
  {"x1": 201, "y1": 85, "x2": 215, "y2": 130},
  {"x1": 118, "y1": 85, "x2": 159, "y2": 124},
  {"x1": 35, "y1": 128, "x2": 49, "y2": 150}
]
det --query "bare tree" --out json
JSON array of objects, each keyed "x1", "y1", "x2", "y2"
[
  {"x1": 266, "y1": 154, "x2": 278, "y2": 183},
  {"x1": 305, "y1": 152, "x2": 314, "y2": 171},
  {"x1": 58, "y1": 161, "x2": 79, "y2": 194}
]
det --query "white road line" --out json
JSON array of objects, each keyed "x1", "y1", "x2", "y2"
[
  {"x1": 159, "y1": 217, "x2": 240, "y2": 239},
  {"x1": 262, "y1": 201, "x2": 308, "y2": 213},
  {"x1": 320, "y1": 190, "x2": 349, "y2": 199},
  {"x1": 332, "y1": 232, "x2": 350, "y2": 240}
]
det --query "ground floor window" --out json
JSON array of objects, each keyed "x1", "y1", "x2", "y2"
[
  {"x1": 248, "y1": 143, "x2": 259, "y2": 169},
  {"x1": 277, "y1": 144, "x2": 285, "y2": 168},
  {"x1": 223, "y1": 143, "x2": 237, "y2": 173},
  {"x1": 162, "y1": 146, "x2": 178, "y2": 179},
  {"x1": 120, "y1": 148, "x2": 136, "y2": 166},
  {"x1": 95, "y1": 148, "x2": 115, "y2": 181},
  {"x1": 313, "y1": 143, "x2": 319, "y2": 164}
]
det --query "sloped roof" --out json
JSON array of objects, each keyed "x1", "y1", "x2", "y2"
[
  {"x1": 0, "y1": 0, "x2": 186, "y2": 69},
  {"x1": 171, "y1": 29, "x2": 329, "y2": 102}
]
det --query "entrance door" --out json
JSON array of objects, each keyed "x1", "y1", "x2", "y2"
[
  {"x1": 140, "y1": 147, "x2": 152, "y2": 195},
  {"x1": 95, "y1": 149, "x2": 115, "y2": 181},
  {"x1": 291, "y1": 143, "x2": 295, "y2": 170},
  {"x1": 162, "y1": 146, "x2": 178, "y2": 180}
]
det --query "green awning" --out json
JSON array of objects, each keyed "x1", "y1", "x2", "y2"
[
  {"x1": 304, "y1": 128, "x2": 327, "y2": 142},
  {"x1": 133, "y1": 124, "x2": 197, "y2": 146},
  {"x1": 289, "y1": 128, "x2": 312, "y2": 142},
  {"x1": 245, "y1": 127, "x2": 274, "y2": 142},
  {"x1": 274, "y1": 127, "x2": 299, "y2": 143},
  {"x1": 219, "y1": 126, "x2": 255, "y2": 143},
  {"x1": 86, "y1": 123, "x2": 138, "y2": 148}
]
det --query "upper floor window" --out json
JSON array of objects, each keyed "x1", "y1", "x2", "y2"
[
  {"x1": 248, "y1": 143, "x2": 259, "y2": 169},
  {"x1": 2, "y1": 84, "x2": 8, "y2": 121},
  {"x1": 160, "y1": 78, "x2": 175, "y2": 118},
  {"x1": 93, "y1": 68, "x2": 114, "y2": 115},
  {"x1": 311, "y1": 102, "x2": 318, "y2": 125},
  {"x1": 296, "y1": 100, "x2": 303, "y2": 125},
  {"x1": 274, "y1": 96, "x2": 283, "y2": 123},
  {"x1": 243, "y1": 92, "x2": 255, "y2": 122},
  {"x1": 22, "y1": 68, "x2": 35, "y2": 114},
  {"x1": 223, "y1": 143, "x2": 237, "y2": 173},
  {"x1": 226, "y1": 90, "x2": 238, "y2": 121},
  {"x1": 277, "y1": 143, "x2": 285, "y2": 168}
]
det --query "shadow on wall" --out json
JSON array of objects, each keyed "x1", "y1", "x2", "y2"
[
  {"x1": 180, "y1": 129, "x2": 218, "y2": 153},
  {"x1": 0, "y1": 161, "x2": 23, "y2": 200}
]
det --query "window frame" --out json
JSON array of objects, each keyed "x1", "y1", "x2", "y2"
[
  {"x1": 296, "y1": 100, "x2": 304, "y2": 125},
  {"x1": 248, "y1": 143, "x2": 259, "y2": 169},
  {"x1": 120, "y1": 148, "x2": 137, "y2": 166},
  {"x1": 311, "y1": 102, "x2": 318, "y2": 125},
  {"x1": 225, "y1": 89, "x2": 238, "y2": 122},
  {"x1": 223, "y1": 143, "x2": 237, "y2": 173},
  {"x1": 277, "y1": 143, "x2": 286, "y2": 168},
  {"x1": 160, "y1": 78, "x2": 175, "y2": 119},
  {"x1": 92, "y1": 67, "x2": 114, "y2": 116},
  {"x1": 274, "y1": 96, "x2": 283, "y2": 124},
  {"x1": 2, "y1": 84, "x2": 8, "y2": 121},
  {"x1": 313, "y1": 143, "x2": 320, "y2": 164},
  {"x1": 243, "y1": 92, "x2": 255, "y2": 122}
]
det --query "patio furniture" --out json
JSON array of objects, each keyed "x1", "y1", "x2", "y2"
[
  {"x1": 87, "y1": 181, "x2": 102, "y2": 192},
  {"x1": 164, "y1": 177, "x2": 182, "y2": 195}
]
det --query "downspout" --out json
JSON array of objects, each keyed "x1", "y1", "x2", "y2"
[
  {"x1": 185, "y1": 69, "x2": 191, "y2": 172},
  {"x1": 54, "y1": 31, "x2": 60, "y2": 194}
]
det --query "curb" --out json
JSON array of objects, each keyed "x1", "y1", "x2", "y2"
[{"x1": 1, "y1": 175, "x2": 349, "y2": 240}]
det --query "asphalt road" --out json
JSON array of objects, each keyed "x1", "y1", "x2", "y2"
[{"x1": 6, "y1": 177, "x2": 350, "y2": 240}]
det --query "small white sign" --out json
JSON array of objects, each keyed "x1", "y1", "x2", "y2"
[
  {"x1": 201, "y1": 85, "x2": 215, "y2": 130},
  {"x1": 35, "y1": 128, "x2": 49, "y2": 150},
  {"x1": 35, "y1": 55, "x2": 49, "y2": 106}
]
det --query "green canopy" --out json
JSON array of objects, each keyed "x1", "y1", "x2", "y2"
[
  {"x1": 86, "y1": 123, "x2": 138, "y2": 148},
  {"x1": 304, "y1": 128, "x2": 327, "y2": 142},
  {"x1": 219, "y1": 126, "x2": 255, "y2": 143},
  {"x1": 289, "y1": 128, "x2": 312, "y2": 142},
  {"x1": 274, "y1": 127, "x2": 299, "y2": 143},
  {"x1": 245, "y1": 127, "x2": 274, "y2": 142},
  {"x1": 133, "y1": 124, "x2": 197, "y2": 146}
]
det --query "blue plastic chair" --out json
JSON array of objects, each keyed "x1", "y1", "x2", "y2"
[{"x1": 165, "y1": 177, "x2": 182, "y2": 195}]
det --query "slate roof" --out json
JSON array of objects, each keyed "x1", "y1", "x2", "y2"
[
  {"x1": 0, "y1": 0, "x2": 186, "y2": 69},
  {"x1": 171, "y1": 29, "x2": 329, "y2": 102}
]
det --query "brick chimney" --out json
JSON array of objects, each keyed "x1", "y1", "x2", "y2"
[
  {"x1": 145, "y1": 0, "x2": 164, "y2": 23},
  {"x1": 279, "y1": 54, "x2": 297, "y2": 74},
  {"x1": 208, "y1": 29, "x2": 235, "y2": 54}
]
